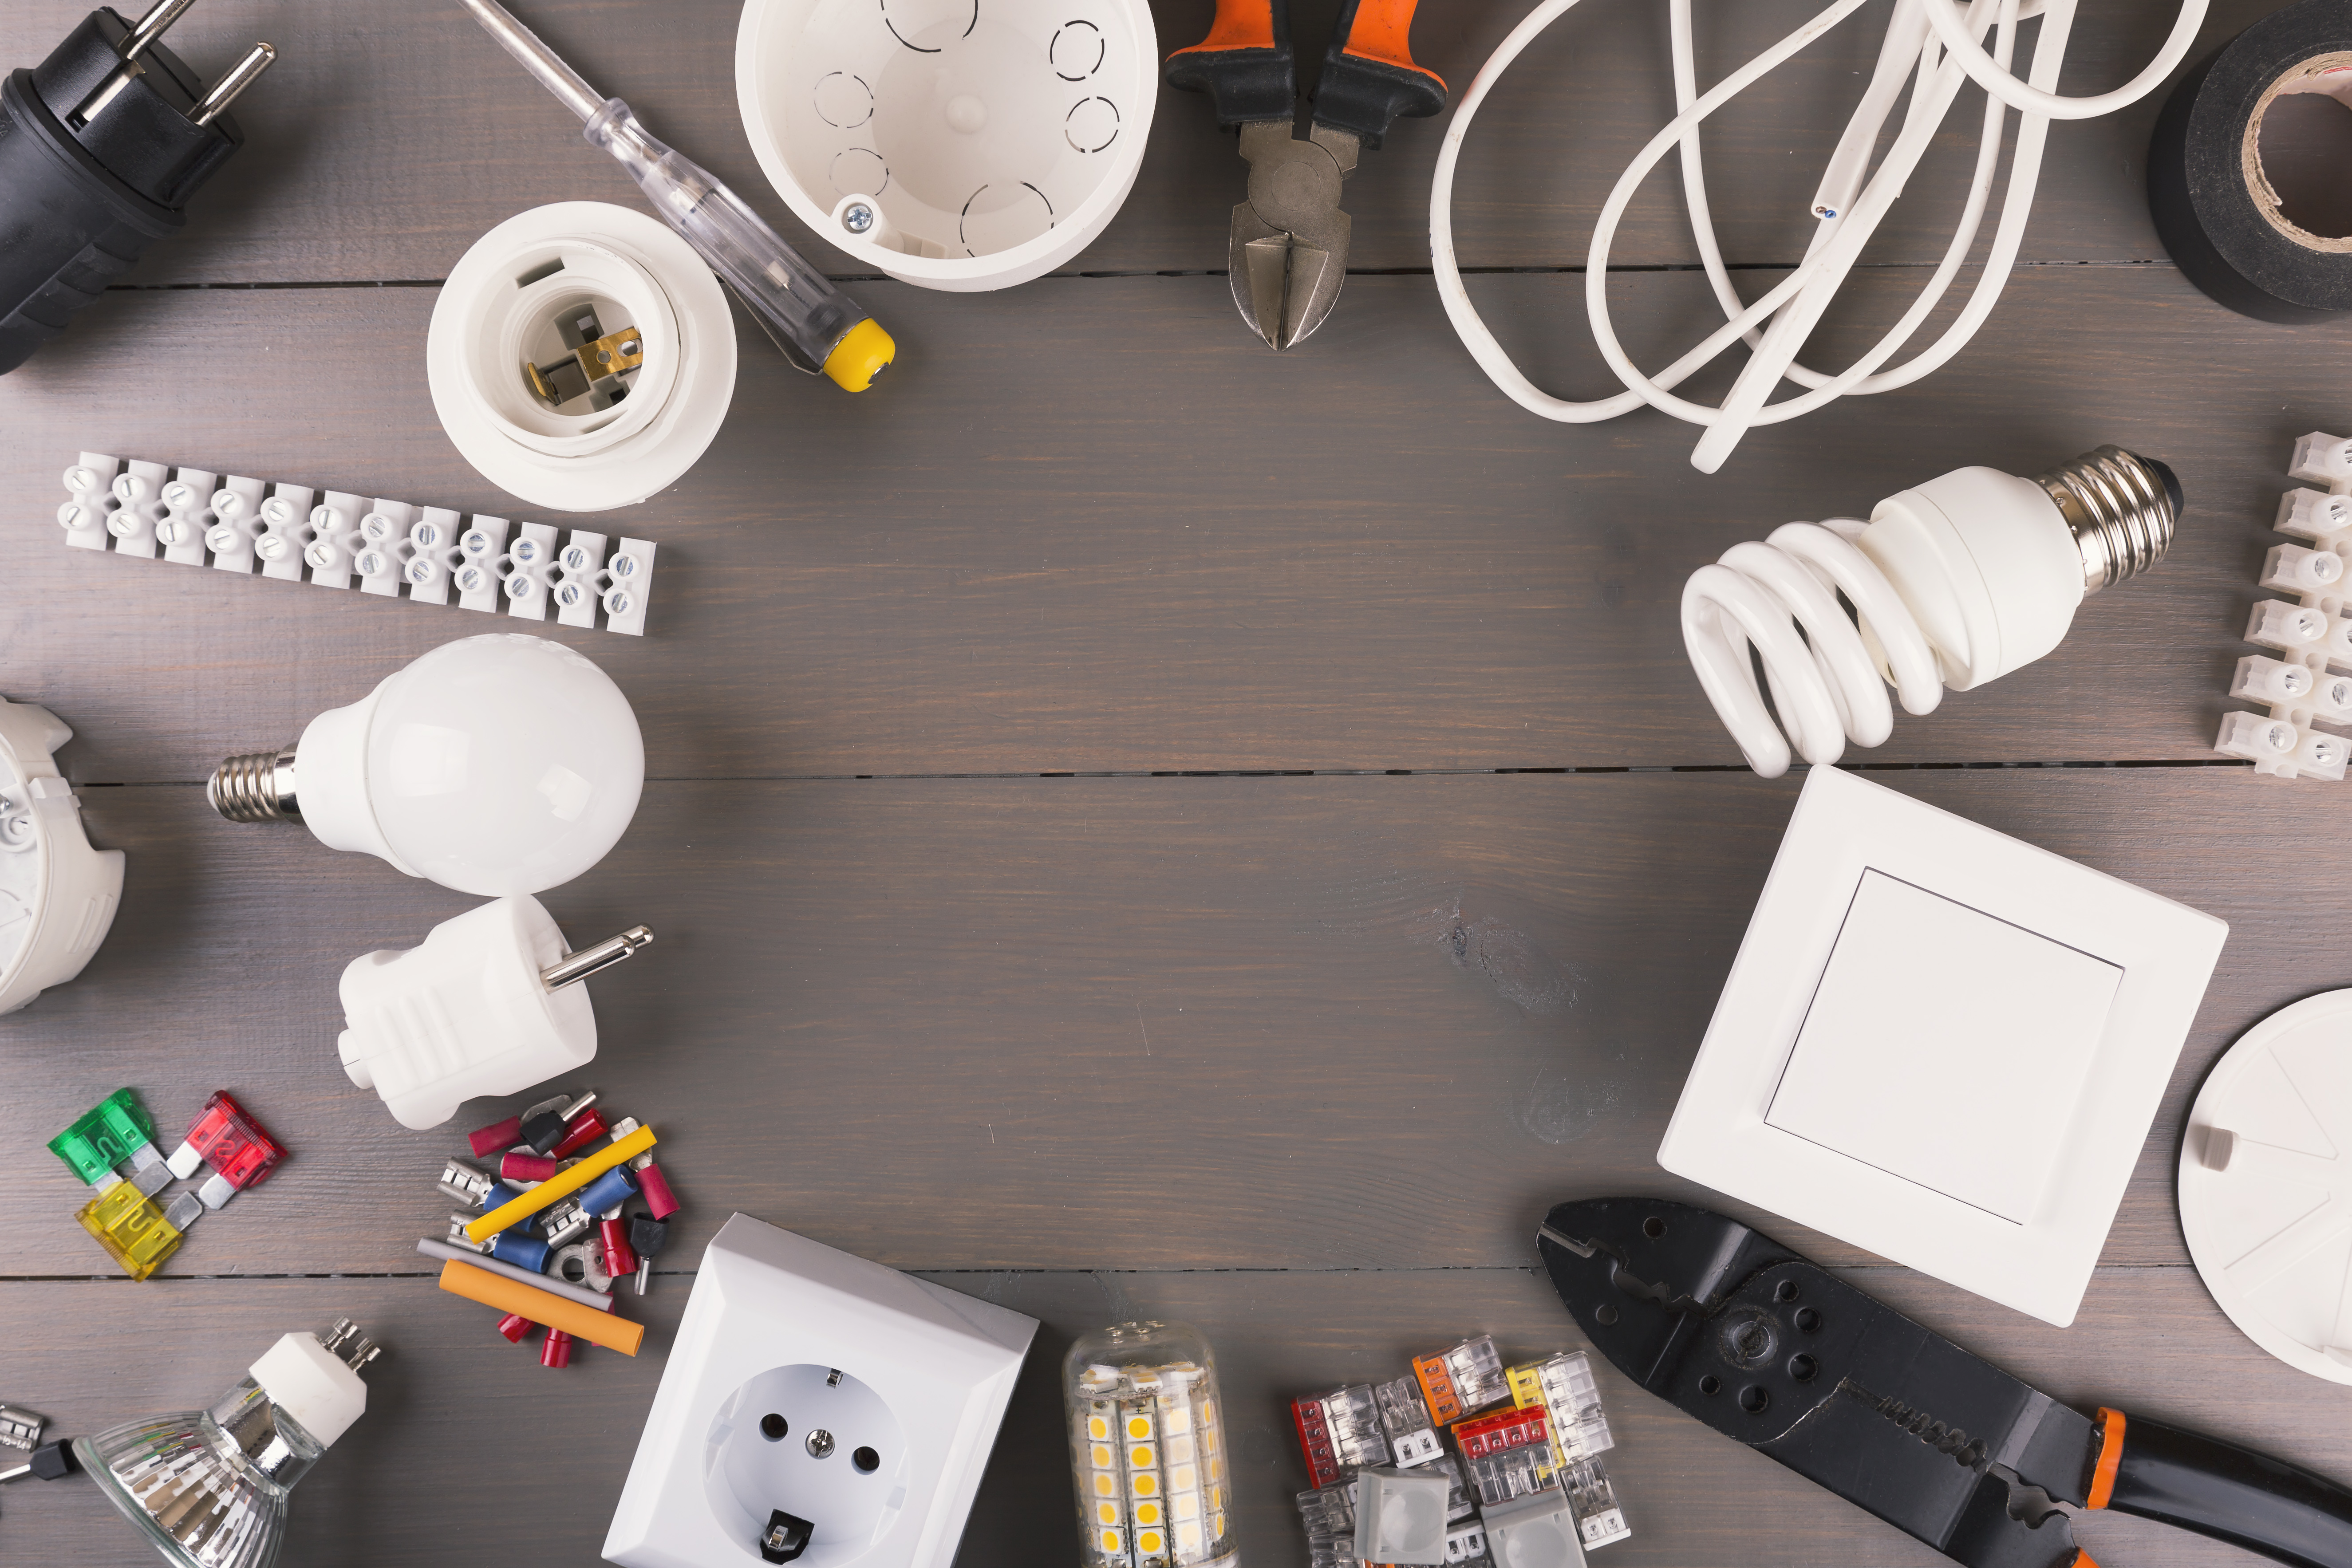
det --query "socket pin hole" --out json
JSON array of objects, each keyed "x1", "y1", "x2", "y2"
[
  {"x1": 853, "y1": 1446, "x2": 880, "y2": 1473},
  {"x1": 760, "y1": 1414, "x2": 788, "y2": 1442},
  {"x1": 1739, "y1": 1385, "x2": 1770, "y2": 1414},
  {"x1": 1794, "y1": 1307, "x2": 1822, "y2": 1333},
  {"x1": 1594, "y1": 1305, "x2": 1619, "y2": 1326},
  {"x1": 1642, "y1": 1217, "x2": 1666, "y2": 1239},
  {"x1": 1774, "y1": 1280, "x2": 1799, "y2": 1302},
  {"x1": 1698, "y1": 1375, "x2": 1722, "y2": 1396},
  {"x1": 1788, "y1": 1355, "x2": 1818, "y2": 1383}
]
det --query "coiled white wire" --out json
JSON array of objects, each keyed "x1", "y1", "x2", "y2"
[
  {"x1": 1428, "y1": 0, "x2": 2209, "y2": 472},
  {"x1": 1682, "y1": 519, "x2": 1948, "y2": 779}
]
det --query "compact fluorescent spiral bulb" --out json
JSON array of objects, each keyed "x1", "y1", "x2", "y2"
[
  {"x1": 1684, "y1": 446, "x2": 2183, "y2": 778},
  {"x1": 75, "y1": 1319, "x2": 381, "y2": 1568},
  {"x1": 207, "y1": 633, "x2": 643, "y2": 897}
]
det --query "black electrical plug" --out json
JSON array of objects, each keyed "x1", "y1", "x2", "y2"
[{"x1": 0, "y1": 0, "x2": 274, "y2": 374}]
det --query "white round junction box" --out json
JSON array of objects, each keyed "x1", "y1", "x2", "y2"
[
  {"x1": 427, "y1": 202, "x2": 738, "y2": 514},
  {"x1": 2179, "y1": 988, "x2": 2352, "y2": 1385},
  {"x1": 735, "y1": 0, "x2": 1156, "y2": 292}
]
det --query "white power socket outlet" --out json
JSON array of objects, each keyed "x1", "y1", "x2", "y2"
[{"x1": 603, "y1": 1213, "x2": 1038, "y2": 1568}]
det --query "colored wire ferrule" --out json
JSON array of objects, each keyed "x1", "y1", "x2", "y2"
[
  {"x1": 540, "y1": 1328, "x2": 572, "y2": 1368},
  {"x1": 600, "y1": 1215, "x2": 636, "y2": 1278},
  {"x1": 467, "y1": 1113, "x2": 524, "y2": 1158},
  {"x1": 466, "y1": 1123, "x2": 655, "y2": 1245},
  {"x1": 548, "y1": 1104, "x2": 610, "y2": 1159},
  {"x1": 500, "y1": 1152, "x2": 559, "y2": 1183},
  {"x1": 435, "y1": 1258, "x2": 643, "y2": 1355},
  {"x1": 520, "y1": 1090, "x2": 597, "y2": 1155},
  {"x1": 575, "y1": 1164, "x2": 638, "y2": 1218},
  {"x1": 497, "y1": 1312, "x2": 533, "y2": 1343},
  {"x1": 636, "y1": 1162, "x2": 679, "y2": 1220}
]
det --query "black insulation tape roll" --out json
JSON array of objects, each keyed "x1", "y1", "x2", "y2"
[{"x1": 2149, "y1": 0, "x2": 2352, "y2": 323}]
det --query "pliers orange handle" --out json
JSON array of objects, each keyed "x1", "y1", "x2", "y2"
[{"x1": 1167, "y1": 0, "x2": 1446, "y2": 150}]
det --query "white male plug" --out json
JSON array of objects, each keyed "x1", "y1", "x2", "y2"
[{"x1": 337, "y1": 895, "x2": 651, "y2": 1130}]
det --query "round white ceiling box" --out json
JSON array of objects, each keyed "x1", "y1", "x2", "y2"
[
  {"x1": 426, "y1": 202, "x2": 737, "y2": 514},
  {"x1": 736, "y1": 0, "x2": 1157, "y2": 292},
  {"x1": 2179, "y1": 988, "x2": 2352, "y2": 1384}
]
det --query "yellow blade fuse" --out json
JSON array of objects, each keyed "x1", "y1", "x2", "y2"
[
  {"x1": 456, "y1": 0, "x2": 895, "y2": 393},
  {"x1": 466, "y1": 1122, "x2": 656, "y2": 1245}
]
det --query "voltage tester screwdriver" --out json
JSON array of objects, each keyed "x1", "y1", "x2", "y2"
[{"x1": 457, "y1": 0, "x2": 895, "y2": 394}]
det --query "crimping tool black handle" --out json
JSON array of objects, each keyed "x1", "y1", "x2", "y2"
[
  {"x1": 1164, "y1": 0, "x2": 1445, "y2": 149},
  {"x1": 2086, "y1": 1407, "x2": 2352, "y2": 1568}
]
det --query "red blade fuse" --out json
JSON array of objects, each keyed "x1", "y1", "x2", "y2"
[{"x1": 164, "y1": 1091, "x2": 288, "y2": 1210}]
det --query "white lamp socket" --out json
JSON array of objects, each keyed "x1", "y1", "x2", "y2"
[{"x1": 603, "y1": 1213, "x2": 1038, "y2": 1568}]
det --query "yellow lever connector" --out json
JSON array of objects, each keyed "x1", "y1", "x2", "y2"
[{"x1": 823, "y1": 317, "x2": 896, "y2": 393}]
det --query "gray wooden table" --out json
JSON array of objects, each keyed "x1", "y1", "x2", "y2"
[{"x1": 3, "y1": 1, "x2": 2348, "y2": 1564}]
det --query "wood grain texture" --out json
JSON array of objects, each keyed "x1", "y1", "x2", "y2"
[
  {"x1": 5, "y1": 3, "x2": 2349, "y2": 1566},
  {"x1": 4, "y1": 262, "x2": 2346, "y2": 780},
  {"x1": 0, "y1": 1263, "x2": 2333, "y2": 1568},
  {"x1": 2, "y1": 767, "x2": 2318, "y2": 1284},
  {"x1": 0, "y1": 0, "x2": 2283, "y2": 284}
]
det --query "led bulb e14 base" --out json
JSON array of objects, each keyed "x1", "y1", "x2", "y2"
[{"x1": 206, "y1": 632, "x2": 643, "y2": 898}]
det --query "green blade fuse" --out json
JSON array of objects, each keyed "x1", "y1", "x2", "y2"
[
  {"x1": 456, "y1": 0, "x2": 896, "y2": 394},
  {"x1": 47, "y1": 1087, "x2": 172, "y2": 1197}
]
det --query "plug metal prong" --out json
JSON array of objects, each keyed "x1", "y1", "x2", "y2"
[
  {"x1": 69, "y1": 0, "x2": 198, "y2": 124},
  {"x1": 191, "y1": 42, "x2": 276, "y2": 127},
  {"x1": 121, "y1": 0, "x2": 200, "y2": 63},
  {"x1": 539, "y1": 926, "x2": 653, "y2": 991}
]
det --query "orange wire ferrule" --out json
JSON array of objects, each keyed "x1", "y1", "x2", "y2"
[{"x1": 438, "y1": 1258, "x2": 644, "y2": 1355}]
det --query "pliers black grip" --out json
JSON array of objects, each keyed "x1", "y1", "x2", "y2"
[{"x1": 1165, "y1": 0, "x2": 1446, "y2": 151}]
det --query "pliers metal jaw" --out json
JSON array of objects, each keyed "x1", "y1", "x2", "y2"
[{"x1": 1165, "y1": 0, "x2": 1446, "y2": 350}]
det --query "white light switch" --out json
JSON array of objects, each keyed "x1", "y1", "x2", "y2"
[{"x1": 1764, "y1": 870, "x2": 2121, "y2": 1224}]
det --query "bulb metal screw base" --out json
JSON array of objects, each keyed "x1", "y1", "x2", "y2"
[
  {"x1": 2035, "y1": 445, "x2": 2183, "y2": 595},
  {"x1": 208, "y1": 748, "x2": 300, "y2": 823}
]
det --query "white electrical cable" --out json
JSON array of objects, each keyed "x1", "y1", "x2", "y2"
[{"x1": 1429, "y1": 0, "x2": 2209, "y2": 472}]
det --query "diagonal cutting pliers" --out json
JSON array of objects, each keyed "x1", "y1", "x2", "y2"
[{"x1": 1165, "y1": 1, "x2": 1447, "y2": 350}]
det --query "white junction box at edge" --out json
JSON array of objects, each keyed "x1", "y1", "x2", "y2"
[
  {"x1": 736, "y1": 0, "x2": 1156, "y2": 291},
  {"x1": 603, "y1": 1212, "x2": 1037, "y2": 1568},
  {"x1": 1657, "y1": 764, "x2": 2227, "y2": 1327}
]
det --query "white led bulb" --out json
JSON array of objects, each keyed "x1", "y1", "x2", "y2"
[{"x1": 208, "y1": 632, "x2": 643, "y2": 897}]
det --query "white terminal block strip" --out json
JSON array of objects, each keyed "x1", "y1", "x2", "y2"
[
  {"x1": 2217, "y1": 433, "x2": 2352, "y2": 779},
  {"x1": 56, "y1": 453, "x2": 655, "y2": 635}
]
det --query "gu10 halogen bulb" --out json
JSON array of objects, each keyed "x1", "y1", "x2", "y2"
[
  {"x1": 1683, "y1": 446, "x2": 2184, "y2": 778},
  {"x1": 207, "y1": 633, "x2": 643, "y2": 896},
  {"x1": 75, "y1": 1320, "x2": 381, "y2": 1568}
]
